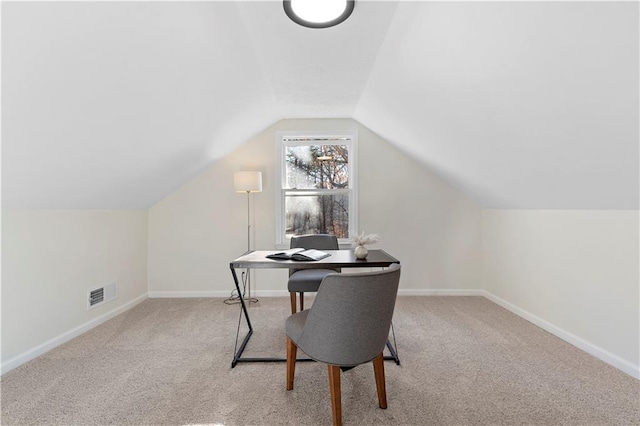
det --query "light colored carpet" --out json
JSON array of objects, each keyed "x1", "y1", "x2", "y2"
[{"x1": 1, "y1": 296, "x2": 639, "y2": 425}]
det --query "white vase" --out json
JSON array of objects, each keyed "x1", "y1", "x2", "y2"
[{"x1": 354, "y1": 245, "x2": 368, "y2": 260}]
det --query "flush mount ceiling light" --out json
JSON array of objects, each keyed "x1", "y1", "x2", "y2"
[{"x1": 284, "y1": 0, "x2": 355, "y2": 29}]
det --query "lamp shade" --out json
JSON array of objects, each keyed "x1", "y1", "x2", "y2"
[{"x1": 234, "y1": 171, "x2": 263, "y2": 193}]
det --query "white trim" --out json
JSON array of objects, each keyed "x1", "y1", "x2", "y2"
[
  {"x1": 1, "y1": 293, "x2": 148, "y2": 376},
  {"x1": 251, "y1": 290, "x2": 291, "y2": 297},
  {"x1": 148, "y1": 291, "x2": 232, "y2": 298},
  {"x1": 275, "y1": 130, "x2": 358, "y2": 246},
  {"x1": 482, "y1": 290, "x2": 640, "y2": 380},
  {"x1": 149, "y1": 290, "x2": 291, "y2": 298},
  {"x1": 149, "y1": 289, "x2": 484, "y2": 298},
  {"x1": 398, "y1": 289, "x2": 484, "y2": 296}
]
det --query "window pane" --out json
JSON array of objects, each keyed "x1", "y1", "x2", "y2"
[
  {"x1": 285, "y1": 193, "x2": 349, "y2": 238},
  {"x1": 285, "y1": 145, "x2": 349, "y2": 189}
]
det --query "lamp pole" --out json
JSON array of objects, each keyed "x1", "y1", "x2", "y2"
[
  {"x1": 246, "y1": 190, "x2": 251, "y2": 251},
  {"x1": 233, "y1": 171, "x2": 262, "y2": 305},
  {"x1": 246, "y1": 190, "x2": 253, "y2": 302}
]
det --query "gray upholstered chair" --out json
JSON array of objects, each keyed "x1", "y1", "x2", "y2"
[
  {"x1": 288, "y1": 234, "x2": 340, "y2": 314},
  {"x1": 285, "y1": 264, "x2": 401, "y2": 426}
]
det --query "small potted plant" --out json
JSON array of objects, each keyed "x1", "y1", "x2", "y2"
[{"x1": 352, "y1": 231, "x2": 381, "y2": 260}]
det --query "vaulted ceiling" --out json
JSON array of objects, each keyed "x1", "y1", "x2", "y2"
[{"x1": 2, "y1": 1, "x2": 638, "y2": 209}]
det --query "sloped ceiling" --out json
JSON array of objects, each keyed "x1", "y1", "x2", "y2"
[
  {"x1": 2, "y1": 1, "x2": 638, "y2": 209},
  {"x1": 355, "y1": 2, "x2": 639, "y2": 209}
]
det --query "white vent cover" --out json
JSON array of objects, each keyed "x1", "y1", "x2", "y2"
[{"x1": 88, "y1": 282, "x2": 117, "y2": 310}]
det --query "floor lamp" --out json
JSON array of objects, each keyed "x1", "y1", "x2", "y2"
[{"x1": 234, "y1": 171, "x2": 262, "y2": 304}]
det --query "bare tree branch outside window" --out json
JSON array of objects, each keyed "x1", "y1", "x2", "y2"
[{"x1": 285, "y1": 145, "x2": 350, "y2": 238}]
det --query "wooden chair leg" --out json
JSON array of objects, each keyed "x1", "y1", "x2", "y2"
[
  {"x1": 286, "y1": 337, "x2": 297, "y2": 390},
  {"x1": 372, "y1": 353, "x2": 387, "y2": 409},
  {"x1": 290, "y1": 292, "x2": 297, "y2": 314},
  {"x1": 299, "y1": 292, "x2": 304, "y2": 311},
  {"x1": 328, "y1": 365, "x2": 342, "y2": 426}
]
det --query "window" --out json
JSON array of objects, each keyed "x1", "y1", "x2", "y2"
[{"x1": 276, "y1": 132, "x2": 357, "y2": 245}]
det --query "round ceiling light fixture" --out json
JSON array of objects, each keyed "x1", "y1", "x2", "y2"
[{"x1": 284, "y1": 0, "x2": 355, "y2": 29}]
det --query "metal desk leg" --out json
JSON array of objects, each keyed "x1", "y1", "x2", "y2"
[
  {"x1": 383, "y1": 322, "x2": 401, "y2": 365},
  {"x1": 231, "y1": 265, "x2": 253, "y2": 368},
  {"x1": 229, "y1": 264, "x2": 400, "y2": 367},
  {"x1": 385, "y1": 341, "x2": 400, "y2": 365}
]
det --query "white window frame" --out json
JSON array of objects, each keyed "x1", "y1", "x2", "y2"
[{"x1": 275, "y1": 131, "x2": 358, "y2": 248}]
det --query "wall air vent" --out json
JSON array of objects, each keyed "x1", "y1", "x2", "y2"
[
  {"x1": 87, "y1": 282, "x2": 117, "y2": 310},
  {"x1": 89, "y1": 287, "x2": 104, "y2": 306}
]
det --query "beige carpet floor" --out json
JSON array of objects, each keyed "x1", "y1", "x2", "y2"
[{"x1": 1, "y1": 296, "x2": 639, "y2": 425}]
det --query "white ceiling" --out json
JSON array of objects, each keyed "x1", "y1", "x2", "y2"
[
  {"x1": 355, "y1": 2, "x2": 639, "y2": 209},
  {"x1": 2, "y1": 1, "x2": 638, "y2": 209}
]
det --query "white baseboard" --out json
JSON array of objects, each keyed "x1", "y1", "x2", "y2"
[
  {"x1": 1, "y1": 293, "x2": 148, "y2": 376},
  {"x1": 148, "y1": 291, "x2": 231, "y2": 298},
  {"x1": 148, "y1": 290, "x2": 292, "y2": 298},
  {"x1": 250, "y1": 290, "x2": 290, "y2": 297},
  {"x1": 482, "y1": 290, "x2": 640, "y2": 380},
  {"x1": 399, "y1": 289, "x2": 484, "y2": 296},
  {"x1": 148, "y1": 289, "x2": 483, "y2": 298}
]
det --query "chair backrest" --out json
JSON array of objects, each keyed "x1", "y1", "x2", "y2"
[
  {"x1": 289, "y1": 234, "x2": 340, "y2": 275},
  {"x1": 296, "y1": 264, "x2": 401, "y2": 366}
]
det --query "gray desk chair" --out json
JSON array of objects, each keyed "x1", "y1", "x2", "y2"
[
  {"x1": 285, "y1": 264, "x2": 401, "y2": 426},
  {"x1": 288, "y1": 234, "x2": 340, "y2": 314}
]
